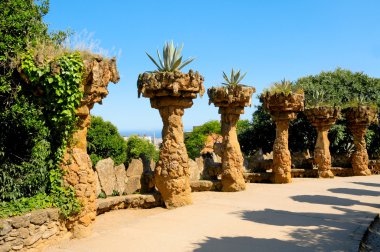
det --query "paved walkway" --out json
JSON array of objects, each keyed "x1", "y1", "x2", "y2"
[{"x1": 46, "y1": 176, "x2": 380, "y2": 252}]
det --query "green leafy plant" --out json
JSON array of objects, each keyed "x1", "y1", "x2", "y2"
[
  {"x1": 146, "y1": 41, "x2": 194, "y2": 72},
  {"x1": 98, "y1": 191, "x2": 106, "y2": 199},
  {"x1": 125, "y1": 136, "x2": 159, "y2": 164},
  {"x1": 87, "y1": 116, "x2": 127, "y2": 166},
  {"x1": 222, "y1": 69, "x2": 247, "y2": 86},
  {"x1": 265, "y1": 79, "x2": 303, "y2": 95}
]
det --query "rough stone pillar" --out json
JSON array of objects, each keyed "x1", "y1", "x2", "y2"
[
  {"x1": 349, "y1": 125, "x2": 371, "y2": 176},
  {"x1": 151, "y1": 97, "x2": 193, "y2": 208},
  {"x1": 343, "y1": 106, "x2": 378, "y2": 176},
  {"x1": 314, "y1": 125, "x2": 334, "y2": 178},
  {"x1": 272, "y1": 114, "x2": 295, "y2": 183},
  {"x1": 61, "y1": 56, "x2": 119, "y2": 238},
  {"x1": 304, "y1": 107, "x2": 340, "y2": 178},
  {"x1": 137, "y1": 70, "x2": 204, "y2": 208},
  {"x1": 219, "y1": 107, "x2": 246, "y2": 191},
  {"x1": 261, "y1": 92, "x2": 304, "y2": 184}
]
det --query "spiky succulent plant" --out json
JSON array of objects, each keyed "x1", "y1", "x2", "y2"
[
  {"x1": 146, "y1": 41, "x2": 194, "y2": 72},
  {"x1": 222, "y1": 69, "x2": 247, "y2": 86},
  {"x1": 265, "y1": 79, "x2": 303, "y2": 95}
]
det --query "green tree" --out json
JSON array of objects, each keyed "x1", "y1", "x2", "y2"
[
  {"x1": 87, "y1": 116, "x2": 127, "y2": 166},
  {"x1": 125, "y1": 135, "x2": 159, "y2": 164},
  {"x1": 240, "y1": 69, "x2": 380, "y2": 158},
  {"x1": 184, "y1": 120, "x2": 221, "y2": 159}
]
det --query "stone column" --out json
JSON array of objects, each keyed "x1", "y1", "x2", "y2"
[
  {"x1": 151, "y1": 97, "x2": 193, "y2": 208},
  {"x1": 272, "y1": 113, "x2": 295, "y2": 183},
  {"x1": 61, "y1": 56, "x2": 119, "y2": 238},
  {"x1": 314, "y1": 124, "x2": 334, "y2": 178},
  {"x1": 349, "y1": 124, "x2": 371, "y2": 176},
  {"x1": 220, "y1": 107, "x2": 246, "y2": 192}
]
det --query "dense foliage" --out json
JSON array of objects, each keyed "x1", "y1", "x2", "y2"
[
  {"x1": 87, "y1": 116, "x2": 127, "y2": 166},
  {"x1": 125, "y1": 135, "x2": 159, "y2": 164},
  {"x1": 0, "y1": 0, "x2": 81, "y2": 218},
  {"x1": 185, "y1": 120, "x2": 221, "y2": 159},
  {"x1": 185, "y1": 120, "x2": 250, "y2": 159},
  {"x1": 239, "y1": 69, "x2": 380, "y2": 158}
]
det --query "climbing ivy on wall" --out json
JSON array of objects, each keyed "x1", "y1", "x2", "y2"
[{"x1": 0, "y1": 51, "x2": 84, "y2": 218}]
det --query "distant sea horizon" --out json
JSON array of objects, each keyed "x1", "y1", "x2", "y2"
[
  {"x1": 119, "y1": 128, "x2": 193, "y2": 138},
  {"x1": 119, "y1": 130, "x2": 162, "y2": 138}
]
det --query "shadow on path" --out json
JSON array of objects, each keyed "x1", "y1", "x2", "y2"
[
  {"x1": 223, "y1": 207, "x2": 373, "y2": 251},
  {"x1": 352, "y1": 182, "x2": 380, "y2": 188},
  {"x1": 193, "y1": 236, "x2": 306, "y2": 252},
  {"x1": 328, "y1": 188, "x2": 380, "y2": 197},
  {"x1": 291, "y1": 195, "x2": 380, "y2": 209}
]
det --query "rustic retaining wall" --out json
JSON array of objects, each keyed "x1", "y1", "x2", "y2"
[{"x1": 0, "y1": 209, "x2": 67, "y2": 252}]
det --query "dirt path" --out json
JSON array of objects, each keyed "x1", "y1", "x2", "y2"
[{"x1": 46, "y1": 176, "x2": 380, "y2": 252}]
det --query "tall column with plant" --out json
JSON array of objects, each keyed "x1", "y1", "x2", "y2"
[
  {"x1": 343, "y1": 104, "x2": 378, "y2": 176},
  {"x1": 208, "y1": 69, "x2": 255, "y2": 191},
  {"x1": 261, "y1": 80, "x2": 304, "y2": 183},
  {"x1": 304, "y1": 104, "x2": 340, "y2": 178},
  {"x1": 61, "y1": 56, "x2": 120, "y2": 237},
  {"x1": 137, "y1": 42, "x2": 204, "y2": 208}
]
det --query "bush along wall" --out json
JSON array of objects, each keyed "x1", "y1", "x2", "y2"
[{"x1": 0, "y1": 50, "x2": 84, "y2": 219}]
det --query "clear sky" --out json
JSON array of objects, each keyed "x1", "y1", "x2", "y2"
[{"x1": 44, "y1": 0, "x2": 380, "y2": 132}]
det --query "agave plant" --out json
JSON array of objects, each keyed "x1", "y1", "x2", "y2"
[
  {"x1": 222, "y1": 69, "x2": 247, "y2": 86},
  {"x1": 146, "y1": 41, "x2": 195, "y2": 72},
  {"x1": 266, "y1": 79, "x2": 303, "y2": 95}
]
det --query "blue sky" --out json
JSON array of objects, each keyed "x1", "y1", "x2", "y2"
[{"x1": 44, "y1": 0, "x2": 380, "y2": 132}]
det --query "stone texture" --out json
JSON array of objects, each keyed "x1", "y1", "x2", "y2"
[
  {"x1": 126, "y1": 159, "x2": 143, "y2": 177},
  {"x1": 208, "y1": 85, "x2": 255, "y2": 192},
  {"x1": 30, "y1": 210, "x2": 48, "y2": 225},
  {"x1": 200, "y1": 133, "x2": 223, "y2": 156},
  {"x1": 24, "y1": 232, "x2": 42, "y2": 246},
  {"x1": 114, "y1": 164, "x2": 126, "y2": 195},
  {"x1": 94, "y1": 171, "x2": 102, "y2": 197},
  {"x1": 0, "y1": 221, "x2": 11, "y2": 236},
  {"x1": 124, "y1": 176, "x2": 142, "y2": 195},
  {"x1": 343, "y1": 106, "x2": 378, "y2": 176},
  {"x1": 10, "y1": 216, "x2": 29, "y2": 229},
  {"x1": 0, "y1": 244, "x2": 11, "y2": 252},
  {"x1": 189, "y1": 158, "x2": 201, "y2": 181},
  {"x1": 95, "y1": 158, "x2": 116, "y2": 196},
  {"x1": 190, "y1": 180, "x2": 222, "y2": 192},
  {"x1": 42, "y1": 226, "x2": 58, "y2": 239},
  {"x1": 261, "y1": 92, "x2": 304, "y2": 183},
  {"x1": 96, "y1": 193, "x2": 163, "y2": 215},
  {"x1": 305, "y1": 106, "x2": 340, "y2": 178},
  {"x1": 60, "y1": 55, "x2": 119, "y2": 238},
  {"x1": 138, "y1": 70, "x2": 204, "y2": 208}
]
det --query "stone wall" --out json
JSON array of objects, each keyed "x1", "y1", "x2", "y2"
[
  {"x1": 369, "y1": 160, "x2": 380, "y2": 175},
  {"x1": 94, "y1": 158, "x2": 155, "y2": 197},
  {"x1": 0, "y1": 209, "x2": 67, "y2": 252}
]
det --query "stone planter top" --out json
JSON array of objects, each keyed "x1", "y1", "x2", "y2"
[
  {"x1": 80, "y1": 55, "x2": 120, "y2": 110},
  {"x1": 137, "y1": 70, "x2": 205, "y2": 99},
  {"x1": 304, "y1": 106, "x2": 341, "y2": 127},
  {"x1": 342, "y1": 105, "x2": 378, "y2": 126},
  {"x1": 207, "y1": 85, "x2": 255, "y2": 108},
  {"x1": 261, "y1": 92, "x2": 304, "y2": 113}
]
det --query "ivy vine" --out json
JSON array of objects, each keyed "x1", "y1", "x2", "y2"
[{"x1": 0, "y1": 51, "x2": 85, "y2": 218}]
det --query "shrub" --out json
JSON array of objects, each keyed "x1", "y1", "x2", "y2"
[
  {"x1": 87, "y1": 116, "x2": 127, "y2": 166},
  {"x1": 185, "y1": 120, "x2": 221, "y2": 159},
  {"x1": 125, "y1": 136, "x2": 159, "y2": 164}
]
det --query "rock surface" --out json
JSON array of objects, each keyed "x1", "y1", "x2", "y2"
[
  {"x1": 138, "y1": 70, "x2": 204, "y2": 208},
  {"x1": 208, "y1": 85, "x2": 255, "y2": 192},
  {"x1": 114, "y1": 164, "x2": 126, "y2": 195},
  {"x1": 95, "y1": 158, "x2": 116, "y2": 196},
  {"x1": 343, "y1": 106, "x2": 378, "y2": 176},
  {"x1": 61, "y1": 55, "x2": 120, "y2": 238},
  {"x1": 304, "y1": 106, "x2": 340, "y2": 178},
  {"x1": 261, "y1": 92, "x2": 304, "y2": 183}
]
